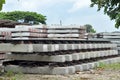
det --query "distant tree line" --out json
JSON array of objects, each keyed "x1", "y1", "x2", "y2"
[{"x1": 0, "y1": 11, "x2": 46, "y2": 24}]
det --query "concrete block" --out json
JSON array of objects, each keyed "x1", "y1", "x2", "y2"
[
  {"x1": 67, "y1": 44, "x2": 72, "y2": 50},
  {"x1": 71, "y1": 44, "x2": 75, "y2": 50},
  {"x1": 85, "y1": 52, "x2": 90, "y2": 59},
  {"x1": 54, "y1": 44, "x2": 59, "y2": 51},
  {"x1": 90, "y1": 52, "x2": 94, "y2": 58},
  {"x1": 48, "y1": 45, "x2": 55, "y2": 51},
  {"x1": 74, "y1": 65, "x2": 83, "y2": 72},
  {"x1": 92, "y1": 44, "x2": 95, "y2": 49},
  {"x1": 96, "y1": 51, "x2": 100, "y2": 57},
  {"x1": 87, "y1": 44, "x2": 92, "y2": 49},
  {"x1": 72, "y1": 53, "x2": 79, "y2": 60},
  {"x1": 84, "y1": 44, "x2": 87, "y2": 49},
  {"x1": 93, "y1": 52, "x2": 97, "y2": 58},
  {"x1": 81, "y1": 44, "x2": 85, "y2": 49},
  {"x1": 64, "y1": 44, "x2": 68, "y2": 50},
  {"x1": 78, "y1": 44, "x2": 82, "y2": 49},
  {"x1": 59, "y1": 44, "x2": 67, "y2": 50},
  {"x1": 87, "y1": 63, "x2": 95, "y2": 69},
  {"x1": 65, "y1": 55, "x2": 72, "y2": 61},
  {"x1": 33, "y1": 44, "x2": 48, "y2": 52},
  {"x1": 79, "y1": 53, "x2": 85, "y2": 59},
  {"x1": 51, "y1": 67, "x2": 69, "y2": 75},
  {"x1": 81, "y1": 64, "x2": 88, "y2": 70},
  {"x1": 74, "y1": 44, "x2": 79, "y2": 49},
  {"x1": 67, "y1": 66, "x2": 75, "y2": 74}
]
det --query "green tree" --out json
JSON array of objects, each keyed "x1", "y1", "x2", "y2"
[
  {"x1": 91, "y1": 0, "x2": 120, "y2": 28},
  {"x1": 0, "y1": 0, "x2": 5, "y2": 11},
  {"x1": 0, "y1": 11, "x2": 46, "y2": 24},
  {"x1": 84, "y1": 24, "x2": 96, "y2": 33}
]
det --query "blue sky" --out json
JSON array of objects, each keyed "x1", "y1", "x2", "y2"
[{"x1": 2, "y1": 0, "x2": 120, "y2": 32}]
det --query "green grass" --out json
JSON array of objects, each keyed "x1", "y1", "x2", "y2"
[
  {"x1": 97, "y1": 62, "x2": 120, "y2": 70},
  {"x1": 1, "y1": 70, "x2": 25, "y2": 80}
]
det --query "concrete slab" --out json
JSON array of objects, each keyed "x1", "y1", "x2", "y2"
[
  {"x1": 6, "y1": 54, "x2": 66, "y2": 62},
  {"x1": 4, "y1": 56, "x2": 120, "y2": 74}
]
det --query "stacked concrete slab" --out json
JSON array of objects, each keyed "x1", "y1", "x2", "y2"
[
  {"x1": 94, "y1": 32, "x2": 120, "y2": 54},
  {"x1": 0, "y1": 25, "x2": 119, "y2": 75},
  {"x1": 15, "y1": 25, "x2": 86, "y2": 39},
  {"x1": 0, "y1": 38, "x2": 119, "y2": 75}
]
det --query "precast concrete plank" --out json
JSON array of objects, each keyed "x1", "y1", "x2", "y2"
[
  {"x1": 6, "y1": 54, "x2": 66, "y2": 62},
  {"x1": 102, "y1": 32, "x2": 120, "y2": 36},
  {"x1": 103, "y1": 35, "x2": 120, "y2": 39}
]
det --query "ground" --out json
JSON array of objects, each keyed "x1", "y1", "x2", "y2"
[{"x1": 21, "y1": 69, "x2": 120, "y2": 80}]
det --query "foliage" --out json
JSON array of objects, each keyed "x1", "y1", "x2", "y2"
[
  {"x1": 0, "y1": 11, "x2": 46, "y2": 24},
  {"x1": 91, "y1": 0, "x2": 120, "y2": 28},
  {"x1": 0, "y1": 0, "x2": 5, "y2": 11},
  {"x1": 84, "y1": 24, "x2": 96, "y2": 33}
]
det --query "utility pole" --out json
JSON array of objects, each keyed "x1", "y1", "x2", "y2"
[{"x1": 60, "y1": 20, "x2": 62, "y2": 26}]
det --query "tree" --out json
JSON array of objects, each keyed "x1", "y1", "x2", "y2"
[
  {"x1": 84, "y1": 24, "x2": 96, "y2": 33},
  {"x1": 91, "y1": 0, "x2": 120, "y2": 28},
  {"x1": 0, "y1": 11, "x2": 46, "y2": 24},
  {"x1": 0, "y1": 0, "x2": 5, "y2": 11}
]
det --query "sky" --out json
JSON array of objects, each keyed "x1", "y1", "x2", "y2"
[{"x1": 1, "y1": 0, "x2": 120, "y2": 32}]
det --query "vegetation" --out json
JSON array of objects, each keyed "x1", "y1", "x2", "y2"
[
  {"x1": 91, "y1": 0, "x2": 120, "y2": 28},
  {"x1": 0, "y1": 70, "x2": 25, "y2": 80},
  {"x1": 84, "y1": 24, "x2": 96, "y2": 33},
  {"x1": 0, "y1": 11, "x2": 46, "y2": 24},
  {"x1": 98, "y1": 62, "x2": 120, "y2": 70}
]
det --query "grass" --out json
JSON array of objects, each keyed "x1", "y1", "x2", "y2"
[
  {"x1": 97, "y1": 62, "x2": 120, "y2": 70},
  {"x1": 0, "y1": 70, "x2": 25, "y2": 80}
]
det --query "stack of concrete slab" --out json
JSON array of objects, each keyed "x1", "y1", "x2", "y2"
[
  {"x1": 94, "y1": 32, "x2": 120, "y2": 54},
  {"x1": 11, "y1": 28, "x2": 47, "y2": 39},
  {"x1": 0, "y1": 39, "x2": 119, "y2": 75},
  {"x1": 15, "y1": 25, "x2": 86, "y2": 39},
  {"x1": 0, "y1": 25, "x2": 87, "y2": 39}
]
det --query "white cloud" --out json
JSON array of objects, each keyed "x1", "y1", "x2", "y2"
[
  {"x1": 2, "y1": 0, "x2": 91, "y2": 13},
  {"x1": 2, "y1": 0, "x2": 65, "y2": 12},
  {"x1": 68, "y1": 0, "x2": 91, "y2": 13}
]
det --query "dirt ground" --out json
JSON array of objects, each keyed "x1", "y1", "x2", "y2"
[{"x1": 19, "y1": 69, "x2": 120, "y2": 80}]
